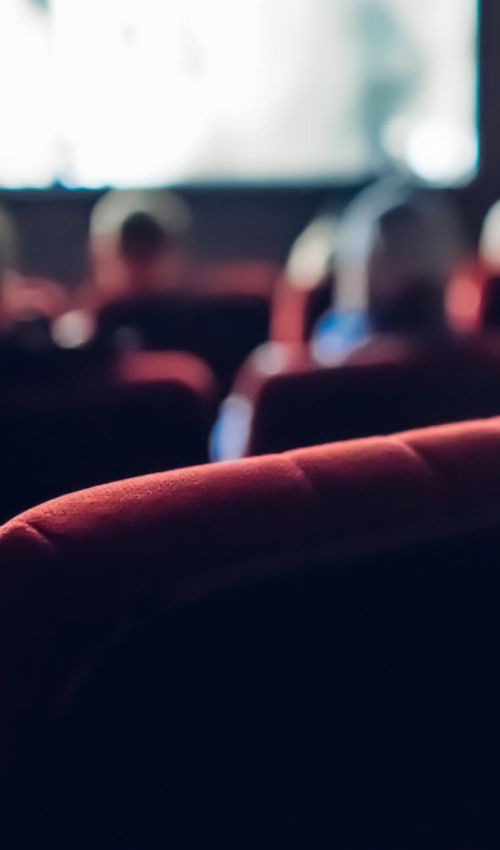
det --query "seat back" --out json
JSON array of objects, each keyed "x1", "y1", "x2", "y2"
[
  {"x1": 0, "y1": 348, "x2": 215, "y2": 520},
  {"x1": 480, "y1": 273, "x2": 500, "y2": 329},
  {"x1": 192, "y1": 260, "x2": 279, "y2": 298},
  {"x1": 3, "y1": 418, "x2": 500, "y2": 846},
  {"x1": 246, "y1": 338, "x2": 500, "y2": 454},
  {"x1": 97, "y1": 292, "x2": 270, "y2": 390}
]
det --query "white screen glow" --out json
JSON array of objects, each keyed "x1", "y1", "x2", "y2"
[{"x1": 0, "y1": 0, "x2": 478, "y2": 188}]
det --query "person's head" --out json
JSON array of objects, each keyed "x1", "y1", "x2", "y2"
[
  {"x1": 479, "y1": 201, "x2": 500, "y2": 275},
  {"x1": 366, "y1": 201, "x2": 445, "y2": 334},
  {"x1": 334, "y1": 179, "x2": 464, "y2": 335},
  {"x1": 89, "y1": 189, "x2": 192, "y2": 302}
]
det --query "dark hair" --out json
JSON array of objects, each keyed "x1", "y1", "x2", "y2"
[
  {"x1": 367, "y1": 202, "x2": 447, "y2": 335},
  {"x1": 369, "y1": 276, "x2": 445, "y2": 335},
  {"x1": 119, "y1": 212, "x2": 176, "y2": 262}
]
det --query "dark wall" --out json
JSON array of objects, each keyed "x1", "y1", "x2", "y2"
[
  {"x1": 0, "y1": 0, "x2": 498, "y2": 287},
  {"x1": 0, "y1": 182, "x2": 490, "y2": 289},
  {"x1": 0, "y1": 190, "x2": 99, "y2": 285},
  {"x1": 0, "y1": 186, "x2": 350, "y2": 286}
]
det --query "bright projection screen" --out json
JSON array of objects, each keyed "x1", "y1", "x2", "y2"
[{"x1": 0, "y1": 0, "x2": 478, "y2": 188}]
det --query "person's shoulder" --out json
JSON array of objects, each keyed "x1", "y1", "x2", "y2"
[{"x1": 312, "y1": 308, "x2": 370, "y2": 364}]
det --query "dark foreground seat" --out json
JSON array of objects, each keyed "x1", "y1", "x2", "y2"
[{"x1": 2, "y1": 417, "x2": 500, "y2": 847}]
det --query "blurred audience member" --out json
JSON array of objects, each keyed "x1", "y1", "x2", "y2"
[
  {"x1": 53, "y1": 190, "x2": 192, "y2": 350},
  {"x1": 479, "y1": 201, "x2": 500, "y2": 277},
  {"x1": 478, "y1": 200, "x2": 500, "y2": 331},
  {"x1": 312, "y1": 179, "x2": 465, "y2": 363},
  {"x1": 88, "y1": 189, "x2": 192, "y2": 307},
  {"x1": 212, "y1": 180, "x2": 466, "y2": 460}
]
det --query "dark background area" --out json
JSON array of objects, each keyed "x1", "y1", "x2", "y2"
[{"x1": 0, "y1": 0, "x2": 497, "y2": 287}]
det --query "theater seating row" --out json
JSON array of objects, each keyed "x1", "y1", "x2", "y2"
[
  {"x1": 8, "y1": 272, "x2": 274, "y2": 392},
  {"x1": 218, "y1": 334, "x2": 500, "y2": 457},
  {"x1": 4, "y1": 264, "x2": 500, "y2": 522},
  {"x1": 92, "y1": 262, "x2": 335, "y2": 376},
  {"x1": 8, "y1": 261, "x2": 338, "y2": 391},
  {"x1": 97, "y1": 290, "x2": 270, "y2": 392},
  {"x1": 5, "y1": 329, "x2": 500, "y2": 520},
  {"x1": 2, "y1": 416, "x2": 500, "y2": 847}
]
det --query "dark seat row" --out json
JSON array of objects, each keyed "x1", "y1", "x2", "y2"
[
  {"x1": 2, "y1": 416, "x2": 500, "y2": 847},
  {"x1": 0, "y1": 348, "x2": 216, "y2": 521},
  {"x1": 224, "y1": 335, "x2": 500, "y2": 456},
  {"x1": 5, "y1": 328, "x2": 500, "y2": 520},
  {"x1": 97, "y1": 291, "x2": 270, "y2": 391}
]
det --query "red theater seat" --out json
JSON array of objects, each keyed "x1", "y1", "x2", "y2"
[
  {"x1": 231, "y1": 337, "x2": 500, "y2": 456},
  {"x1": 3, "y1": 418, "x2": 500, "y2": 847},
  {"x1": 0, "y1": 348, "x2": 216, "y2": 521}
]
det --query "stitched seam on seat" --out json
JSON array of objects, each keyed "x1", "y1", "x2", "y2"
[
  {"x1": 15, "y1": 518, "x2": 58, "y2": 555},
  {"x1": 287, "y1": 455, "x2": 327, "y2": 505},
  {"x1": 390, "y1": 436, "x2": 455, "y2": 514}
]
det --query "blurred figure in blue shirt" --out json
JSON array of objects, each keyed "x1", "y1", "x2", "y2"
[
  {"x1": 313, "y1": 178, "x2": 465, "y2": 364},
  {"x1": 213, "y1": 178, "x2": 466, "y2": 461}
]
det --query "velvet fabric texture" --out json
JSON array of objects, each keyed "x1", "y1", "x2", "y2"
[{"x1": 1, "y1": 416, "x2": 500, "y2": 731}]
